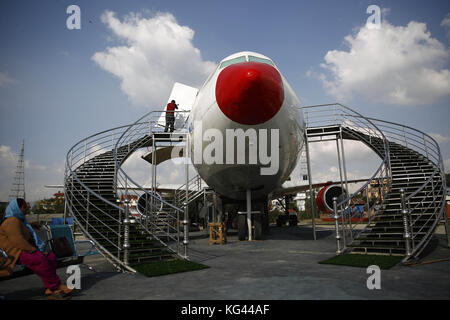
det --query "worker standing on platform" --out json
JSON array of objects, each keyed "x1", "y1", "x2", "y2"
[{"x1": 164, "y1": 100, "x2": 178, "y2": 133}]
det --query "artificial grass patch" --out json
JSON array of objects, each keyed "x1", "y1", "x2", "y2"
[
  {"x1": 319, "y1": 254, "x2": 404, "y2": 270},
  {"x1": 132, "y1": 259, "x2": 209, "y2": 277}
]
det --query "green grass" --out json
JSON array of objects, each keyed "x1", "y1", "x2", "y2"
[
  {"x1": 132, "y1": 259, "x2": 209, "y2": 277},
  {"x1": 319, "y1": 254, "x2": 404, "y2": 270}
]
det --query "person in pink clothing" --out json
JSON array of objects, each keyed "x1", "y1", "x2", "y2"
[
  {"x1": 19, "y1": 248, "x2": 61, "y2": 292},
  {"x1": 0, "y1": 198, "x2": 73, "y2": 300}
]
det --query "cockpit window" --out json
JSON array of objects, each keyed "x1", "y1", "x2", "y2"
[
  {"x1": 219, "y1": 56, "x2": 246, "y2": 69},
  {"x1": 248, "y1": 56, "x2": 275, "y2": 67}
]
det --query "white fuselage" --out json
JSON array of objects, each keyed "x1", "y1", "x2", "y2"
[{"x1": 188, "y1": 52, "x2": 305, "y2": 200}]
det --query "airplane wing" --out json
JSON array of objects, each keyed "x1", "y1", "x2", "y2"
[{"x1": 271, "y1": 178, "x2": 370, "y2": 198}]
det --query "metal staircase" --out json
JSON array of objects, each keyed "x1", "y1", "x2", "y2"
[
  {"x1": 65, "y1": 102, "x2": 448, "y2": 272},
  {"x1": 65, "y1": 113, "x2": 189, "y2": 272},
  {"x1": 304, "y1": 104, "x2": 448, "y2": 262},
  {"x1": 174, "y1": 175, "x2": 209, "y2": 208}
]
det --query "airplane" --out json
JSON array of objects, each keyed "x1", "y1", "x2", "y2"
[
  {"x1": 141, "y1": 51, "x2": 375, "y2": 240},
  {"x1": 186, "y1": 51, "x2": 305, "y2": 240}
]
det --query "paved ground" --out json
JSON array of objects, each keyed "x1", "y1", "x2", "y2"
[{"x1": 1, "y1": 224, "x2": 450, "y2": 300}]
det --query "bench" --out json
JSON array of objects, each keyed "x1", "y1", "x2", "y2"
[{"x1": 0, "y1": 224, "x2": 98, "y2": 280}]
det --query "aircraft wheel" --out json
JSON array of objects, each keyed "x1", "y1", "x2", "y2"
[
  {"x1": 254, "y1": 215, "x2": 262, "y2": 240},
  {"x1": 262, "y1": 204, "x2": 270, "y2": 234},
  {"x1": 238, "y1": 214, "x2": 247, "y2": 241}
]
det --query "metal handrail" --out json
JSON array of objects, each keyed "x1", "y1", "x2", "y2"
[
  {"x1": 113, "y1": 110, "x2": 192, "y2": 256},
  {"x1": 302, "y1": 104, "x2": 391, "y2": 227},
  {"x1": 303, "y1": 103, "x2": 446, "y2": 260},
  {"x1": 65, "y1": 123, "x2": 143, "y2": 272},
  {"x1": 175, "y1": 174, "x2": 203, "y2": 204},
  {"x1": 65, "y1": 117, "x2": 185, "y2": 268},
  {"x1": 366, "y1": 117, "x2": 446, "y2": 259},
  {"x1": 66, "y1": 100, "x2": 445, "y2": 265},
  {"x1": 114, "y1": 110, "x2": 190, "y2": 212}
]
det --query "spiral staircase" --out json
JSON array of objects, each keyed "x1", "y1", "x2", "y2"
[
  {"x1": 64, "y1": 113, "x2": 191, "y2": 272},
  {"x1": 304, "y1": 104, "x2": 448, "y2": 261},
  {"x1": 64, "y1": 103, "x2": 448, "y2": 272}
]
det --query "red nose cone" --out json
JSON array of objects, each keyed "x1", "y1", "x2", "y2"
[{"x1": 215, "y1": 62, "x2": 284, "y2": 125}]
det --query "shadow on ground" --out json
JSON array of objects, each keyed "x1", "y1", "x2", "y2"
[{"x1": 262, "y1": 226, "x2": 333, "y2": 240}]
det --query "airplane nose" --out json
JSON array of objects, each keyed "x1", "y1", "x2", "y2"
[{"x1": 215, "y1": 62, "x2": 284, "y2": 125}]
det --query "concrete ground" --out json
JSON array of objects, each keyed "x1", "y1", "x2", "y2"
[{"x1": 1, "y1": 223, "x2": 450, "y2": 300}]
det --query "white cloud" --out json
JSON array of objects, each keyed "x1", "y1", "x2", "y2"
[
  {"x1": 317, "y1": 20, "x2": 450, "y2": 105},
  {"x1": 429, "y1": 133, "x2": 450, "y2": 144},
  {"x1": 0, "y1": 72, "x2": 15, "y2": 88},
  {"x1": 0, "y1": 145, "x2": 18, "y2": 167},
  {"x1": 445, "y1": 158, "x2": 450, "y2": 172},
  {"x1": 442, "y1": 13, "x2": 450, "y2": 42},
  {"x1": 442, "y1": 13, "x2": 450, "y2": 29},
  {"x1": 284, "y1": 140, "x2": 381, "y2": 192},
  {"x1": 92, "y1": 11, "x2": 216, "y2": 108}
]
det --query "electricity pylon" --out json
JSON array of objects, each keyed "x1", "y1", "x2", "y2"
[{"x1": 9, "y1": 140, "x2": 26, "y2": 201}]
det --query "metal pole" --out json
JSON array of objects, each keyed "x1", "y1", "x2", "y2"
[
  {"x1": 400, "y1": 189, "x2": 412, "y2": 258},
  {"x1": 247, "y1": 189, "x2": 252, "y2": 241},
  {"x1": 423, "y1": 134, "x2": 429, "y2": 160},
  {"x1": 117, "y1": 199, "x2": 122, "y2": 259},
  {"x1": 333, "y1": 197, "x2": 342, "y2": 255},
  {"x1": 123, "y1": 198, "x2": 131, "y2": 266},
  {"x1": 402, "y1": 127, "x2": 408, "y2": 148},
  {"x1": 63, "y1": 161, "x2": 68, "y2": 225},
  {"x1": 183, "y1": 134, "x2": 189, "y2": 258},
  {"x1": 340, "y1": 134, "x2": 352, "y2": 240},
  {"x1": 443, "y1": 201, "x2": 450, "y2": 247},
  {"x1": 336, "y1": 137, "x2": 347, "y2": 249},
  {"x1": 366, "y1": 184, "x2": 370, "y2": 219},
  {"x1": 86, "y1": 191, "x2": 89, "y2": 232},
  {"x1": 68, "y1": 150, "x2": 74, "y2": 228},
  {"x1": 440, "y1": 161, "x2": 450, "y2": 247},
  {"x1": 177, "y1": 209, "x2": 180, "y2": 255},
  {"x1": 304, "y1": 135, "x2": 317, "y2": 240},
  {"x1": 63, "y1": 197, "x2": 68, "y2": 225},
  {"x1": 152, "y1": 135, "x2": 156, "y2": 219}
]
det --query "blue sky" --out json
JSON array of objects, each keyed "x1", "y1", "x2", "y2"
[{"x1": 0, "y1": 0, "x2": 449, "y2": 202}]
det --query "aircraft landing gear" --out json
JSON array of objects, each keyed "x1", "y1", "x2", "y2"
[
  {"x1": 235, "y1": 190, "x2": 266, "y2": 241},
  {"x1": 238, "y1": 214, "x2": 247, "y2": 241},
  {"x1": 237, "y1": 212, "x2": 263, "y2": 240},
  {"x1": 262, "y1": 202, "x2": 270, "y2": 235},
  {"x1": 254, "y1": 214, "x2": 262, "y2": 240}
]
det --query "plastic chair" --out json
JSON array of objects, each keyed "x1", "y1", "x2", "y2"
[
  {"x1": 51, "y1": 218, "x2": 73, "y2": 225},
  {"x1": 46, "y1": 224, "x2": 98, "y2": 271},
  {"x1": 0, "y1": 224, "x2": 99, "y2": 279}
]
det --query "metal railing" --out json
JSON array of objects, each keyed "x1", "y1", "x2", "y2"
[
  {"x1": 65, "y1": 101, "x2": 446, "y2": 267},
  {"x1": 303, "y1": 103, "x2": 391, "y2": 249},
  {"x1": 365, "y1": 117, "x2": 447, "y2": 259},
  {"x1": 114, "y1": 110, "x2": 191, "y2": 257},
  {"x1": 65, "y1": 109, "x2": 192, "y2": 270},
  {"x1": 175, "y1": 174, "x2": 204, "y2": 206},
  {"x1": 65, "y1": 123, "x2": 139, "y2": 272},
  {"x1": 303, "y1": 103, "x2": 447, "y2": 260}
]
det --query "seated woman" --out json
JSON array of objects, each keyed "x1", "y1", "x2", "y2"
[{"x1": 0, "y1": 198, "x2": 74, "y2": 300}]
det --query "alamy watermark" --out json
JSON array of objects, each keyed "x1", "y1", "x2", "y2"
[
  {"x1": 66, "y1": 265, "x2": 81, "y2": 289},
  {"x1": 170, "y1": 121, "x2": 280, "y2": 176},
  {"x1": 366, "y1": 265, "x2": 381, "y2": 290},
  {"x1": 366, "y1": 5, "x2": 381, "y2": 30},
  {"x1": 66, "y1": 5, "x2": 81, "y2": 30}
]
